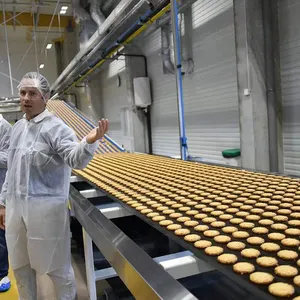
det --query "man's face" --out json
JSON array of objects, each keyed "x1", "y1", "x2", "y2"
[{"x1": 19, "y1": 85, "x2": 46, "y2": 120}]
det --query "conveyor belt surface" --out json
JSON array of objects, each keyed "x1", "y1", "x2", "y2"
[
  {"x1": 74, "y1": 153, "x2": 300, "y2": 299},
  {"x1": 47, "y1": 100, "x2": 124, "y2": 154}
]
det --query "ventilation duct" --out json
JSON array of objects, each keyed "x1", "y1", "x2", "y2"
[
  {"x1": 161, "y1": 24, "x2": 175, "y2": 74},
  {"x1": 90, "y1": 0, "x2": 105, "y2": 27}
]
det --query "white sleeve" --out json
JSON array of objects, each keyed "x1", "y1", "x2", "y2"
[
  {"x1": 0, "y1": 120, "x2": 11, "y2": 168},
  {"x1": 50, "y1": 123, "x2": 98, "y2": 169}
]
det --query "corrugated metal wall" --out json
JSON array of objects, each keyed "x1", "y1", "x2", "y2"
[
  {"x1": 141, "y1": 0, "x2": 240, "y2": 163},
  {"x1": 279, "y1": 0, "x2": 300, "y2": 176},
  {"x1": 91, "y1": 60, "x2": 133, "y2": 151}
]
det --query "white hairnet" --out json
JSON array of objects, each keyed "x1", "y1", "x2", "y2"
[{"x1": 18, "y1": 72, "x2": 51, "y2": 101}]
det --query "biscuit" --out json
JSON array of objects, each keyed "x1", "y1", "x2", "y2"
[
  {"x1": 202, "y1": 217, "x2": 216, "y2": 224},
  {"x1": 177, "y1": 217, "x2": 191, "y2": 223},
  {"x1": 275, "y1": 265, "x2": 298, "y2": 277},
  {"x1": 147, "y1": 212, "x2": 159, "y2": 218},
  {"x1": 152, "y1": 216, "x2": 166, "y2": 222},
  {"x1": 219, "y1": 214, "x2": 233, "y2": 220},
  {"x1": 227, "y1": 241, "x2": 246, "y2": 251},
  {"x1": 184, "y1": 234, "x2": 201, "y2": 243},
  {"x1": 194, "y1": 213, "x2": 207, "y2": 220},
  {"x1": 233, "y1": 262, "x2": 255, "y2": 274},
  {"x1": 157, "y1": 206, "x2": 169, "y2": 212},
  {"x1": 205, "y1": 246, "x2": 224, "y2": 256},
  {"x1": 179, "y1": 206, "x2": 191, "y2": 212},
  {"x1": 184, "y1": 220, "x2": 199, "y2": 227},
  {"x1": 258, "y1": 219, "x2": 273, "y2": 226},
  {"x1": 282, "y1": 238, "x2": 300, "y2": 247},
  {"x1": 226, "y1": 208, "x2": 239, "y2": 214},
  {"x1": 211, "y1": 221, "x2": 226, "y2": 228},
  {"x1": 167, "y1": 224, "x2": 182, "y2": 231},
  {"x1": 249, "y1": 272, "x2": 274, "y2": 285},
  {"x1": 159, "y1": 219, "x2": 174, "y2": 227},
  {"x1": 239, "y1": 222, "x2": 255, "y2": 229},
  {"x1": 204, "y1": 230, "x2": 220, "y2": 238},
  {"x1": 230, "y1": 218, "x2": 243, "y2": 225},
  {"x1": 271, "y1": 223, "x2": 288, "y2": 231},
  {"x1": 211, "y1": 210, "x2": 224, "y2": 217},
  {"x1": 236, "y1": 211, "x2": 249, "y2": 217},
  {"x1": 217, "y1": 253, "x2": 237, "y2": 265},
  {"x1": 246, "y1": 215, "x2": 261, "y2": 221},
  {"x1": 169, "y1": 212, "x2": 182, "y2": 219},
  {"x1": 232, "y1": 231, "x2": 250, "y2": 239},
  {"x1": 256, "y1": 256, "x2": 278, "y2": 268},
  {"x1": 252, "y1": 227, "x2": 269, "y2": 235},
  {"x1": 262, "y1": 211, "x2": 276, "y2": 218},
  {"x1": 261, "y1": 243, "x2": 280, "y2": 252},
  {"x1": 289, "y1": 219, "x2": 300, "y2": 227},
  {"x1": 214, "y1": 235, "x2": 231, "y2": 244},
  {"x1": 277, "y1": 250, "x2": 298, "y2": 260},
  {"x1": 194, "y1": 240, "x2": 212, "y2": 249},
  {"x1": 286, "y1": 228, "x2": 300, "y2": 236},
  {"x1": 222, "y1": 226, "x2": 238, "y2": 234},
  {"x1": 202, "y1": 207, "x2": 214, "y2": 213},
  {"x1": 172, "y1": 203, "x2": 183, "y2": 209},
  {"x1": 174, "y1": 228, "x2": 190, "y2": 236},
  {"x1": 268, "y1": 233, "x2": 286, "y2": 241},
  {"x1": 241, "y1": 248, "x2": 261, "y2": 259},
  {"x1": 247, "y1": 236, "x2": 265, "y2": 245},
  {"x1": 194, "y1": 225, "x2": 209, "y2": 232},
  {"x1": 293, "y1": 275, "x2": 300, "y2": 287},
  {"x1": 186, "y1": 210, "x2": 199, "y2": 216},
  {"x1": 141, "y1": 209, "x2": 153, "y2": 214}
]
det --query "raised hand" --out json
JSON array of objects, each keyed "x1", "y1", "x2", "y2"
[{"x1": 86, "y1": 119, "x2": 109, "y2": 144}]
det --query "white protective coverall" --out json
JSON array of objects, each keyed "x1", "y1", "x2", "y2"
[
  {"x1": 0, "y1": 115, "x2": 11, "y2": 185},
  {"x1": 0, "y1": 109, "x2": 98, "y2": 299}
]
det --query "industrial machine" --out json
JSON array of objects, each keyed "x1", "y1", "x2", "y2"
[{"x1": 46, "y1": 100, "x2": 300, "y2": 300}]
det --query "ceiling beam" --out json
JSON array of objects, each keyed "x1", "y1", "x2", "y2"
[{"x1": 0, "y1": 11, "x2": 75, "y2": 27}]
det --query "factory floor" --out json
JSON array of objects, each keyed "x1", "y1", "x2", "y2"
[{"x1": 2, "y1": 251, "x2": 110, "y2": 300}]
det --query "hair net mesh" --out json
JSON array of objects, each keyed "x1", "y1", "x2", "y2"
[{"x1": 18, "y1": 72, "x2": 51, "y2": 101}]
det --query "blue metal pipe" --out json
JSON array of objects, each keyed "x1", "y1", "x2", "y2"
[{"x1": 170, "y1": 0, "x2": 188, "y2": 160}]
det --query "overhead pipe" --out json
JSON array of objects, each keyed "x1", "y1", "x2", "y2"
[
  {"x1": 51, "y1": 0, "x2": 140, "y2": 92},
  {"x1": 90, "y1": 0, "x2": 106, "y2": 27},
  {"x1": 170, "y1": 0, "x2": 187, "y2": 160},
  {"x1": 53, "y1": 0, "x2": 149, "y2": 93},
  {"x1": 161, "y1": 23, "x2": 175, "y2": 74},
  {"x1": 54, "y1": 0, "x2": 170, "y2": 94}
]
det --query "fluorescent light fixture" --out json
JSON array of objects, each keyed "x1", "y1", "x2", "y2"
[
  {"x1": 46, "y1": 43, "x2": 52, "y2": 49},
  {"x1": 61, "y1": 6, "x2": 68, "y2": 10},
  {"x1": 39, "y1": 64, "x2": 44, "y2": 69},
  {"x1": 60, "y1": 10, "x2": 66, "y2": 14}
]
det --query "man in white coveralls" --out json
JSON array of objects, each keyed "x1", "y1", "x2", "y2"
[{"x1": 0, "y1": 72, "x2": 108, "y2": 300}]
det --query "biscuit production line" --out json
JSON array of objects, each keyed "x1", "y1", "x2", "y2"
[{"x1": 47, "y1": 100, "x2": 300, "y2": 300}]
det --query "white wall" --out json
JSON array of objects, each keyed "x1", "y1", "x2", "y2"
[{"x1": 0, "y1": 27, "x2": 58, "y2": 97}]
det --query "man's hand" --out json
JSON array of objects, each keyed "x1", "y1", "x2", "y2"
[
  {"x1": 0, "y1": 206, "x2": 5, "y2": 230},
  {"x1": 86, "y1": 119, "x2": 109, "y2": 144}
]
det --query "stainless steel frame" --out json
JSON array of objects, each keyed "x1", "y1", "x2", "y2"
[{"x1": 69, "y1": 185, "x2": 197, "y2": 300}]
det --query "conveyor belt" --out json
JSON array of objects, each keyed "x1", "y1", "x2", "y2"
[
  {"x1": 48, "y1": 100, "x2": 300, "y2": 299},
  {"x1": 47, "y1": 100, "x2": 124, "y2": 154},
  {"x1": 74, "y1": 153, "x2": 300, "y2": 300}
]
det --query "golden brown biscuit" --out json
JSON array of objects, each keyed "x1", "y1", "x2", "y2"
[
  {"x1": 147, "y1": 212, "x2": 159, "y2": 218},
  {"x1": 246, "y1": 215, "x2": 261, "y2": 221},
  {"x1": 214, "y1": 235, "x2": 231, "y2": 244},
  {"x1": 184, "y1": 234, "x2": 201, "y2": 243},
  {"x1": 230, "y1": 218, "x2": 244, "y2": 225},
  {"x1": 194, "y1": 240, "x2": 212, "y2": 249},
  {"x1": 289, "y1": 219, "x2": 300, "y2": 227},
  {"x1": 217, "y1": 253, "x2": 237, "y2": 265},
  {"x1": 261, "y1": 243, "x2": 280, "y2": 252},
  {"x1": 258, "y1": 219, "x2": 273, "y2": 226},
  {"x1": 194, "y1": 213, "x2": 207, "y2": 220},
  {"x1": 202, "y1": 217, "x2": 216, "y2": 224},
  {"x1": 227, "y1": 241, "x2": 246, "y2": 251},
  {"x1": 275, "y1": 265, "x2": 298, "y2": 277},
  {"x1": 271, "y1": 223, "x2": 288, "y2": 231},
  {"x1": 194, "y1": 225, "x2": 209, "y2": 232},
  {"x1": 177, "y1": 217, "x2": 191, "y2": 223},
  {"x1": 293, "y1": 275, "x2": 300, "y2": 287},
  {"x1": 247, "y1": 237, "x2": 265, "y2": 245},
  {"x1": 232, "y1": 231, "x2": 250, "y2": 239},
  {"x1": 249, "y1": 272, "x2": 274, "y2": 285},
  {"x1": 174, "y1": 228, "x2": 190, "y2": 236},
  {"x1": 153, "y1": 216, "x2": 166, "y2": 222},
  {"x1": 204, "y1": 230, "x2": 220, "y2": 238},
  {"x1": 239, "y1": 222, "x2": 255, "y2": 229},
  {"x1": 252, "y1": 227, "x2": 269, "y2": 235},
  {"x1": 169, "y1": 212, "x2": 183, "y2": 219},
  {"x1": 282, "y1": 238, "x2": 300, "y2": 247},
  {"x1": 277, "y1": 250, "x2": 298, "y2": 260},
  {"x1": 286, "y1": 228, "x2": 300, "y2": 236},
  {"x1": 233, "y1": 262, "x2": 255, "y2": 274},
  {"x1": 241, "y1": 248, "x2": 260, "y2": 259},
  {"x1": 159, "y1": 220, "x2": 174, "y2": 227},
  {"x1": 141, "y1": 208, "x2": 153, "y2": 214},
  {"x1": 205, "y1": 246, "x2": 224, "y2": 256},
  {"x1": 268, "y1": 232, "x2": 286, "y2": 241},
  {"x1": 167, "y1": 224, "x2": 182, "y2": 231},
  {"x1": 219, "y1": 214, "x2": 233, "y2": 220},
  {"x1": 184, "y1": 220, "x2": 199, "y2": 227},
  {"x1": 186, "y1": 210, "x2": 199, "y2": 216},
  {"x1": 211, "y1": 221, "x2": 226, "y2": 228},
  {"x1": 256, "y1": 256, "x2": 278, "y2": 267},
  {"x1": 222, "y1": 226, "x2": 238, "y2": 234},
  {"x1": 211, "y1": 210, "x2": 224, "y2": 217}
]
